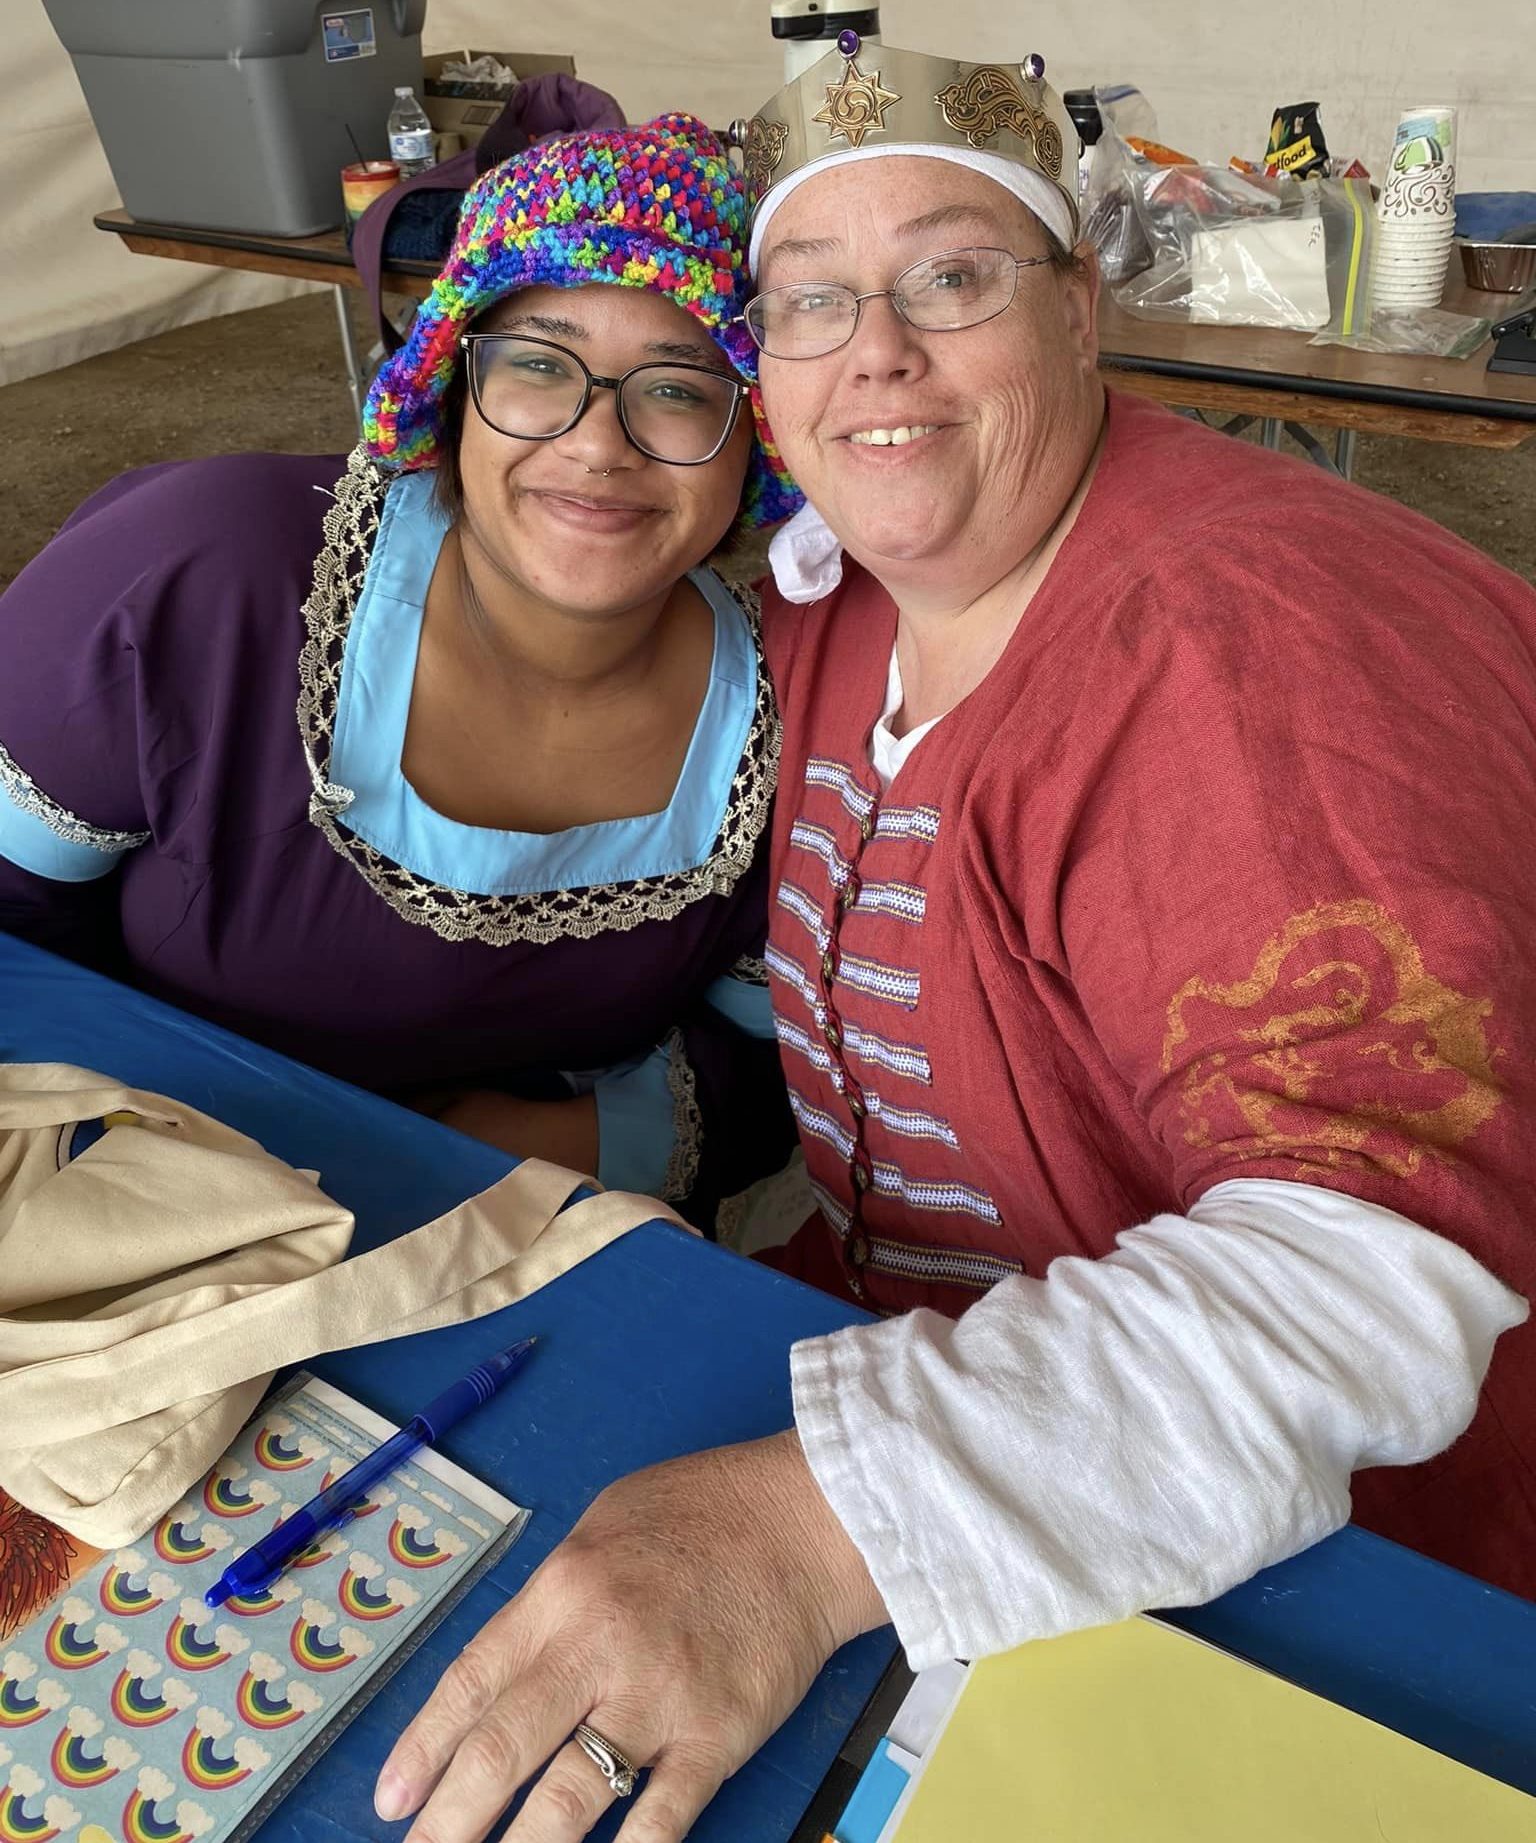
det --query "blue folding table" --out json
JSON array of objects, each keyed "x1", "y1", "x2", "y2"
[{"x1": 3, "y1": 929, "x2": 1534, "y2": 1843}]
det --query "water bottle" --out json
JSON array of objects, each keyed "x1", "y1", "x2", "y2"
[{"x1": 387, "y1": 87, "x2": 434, "y2": 177}]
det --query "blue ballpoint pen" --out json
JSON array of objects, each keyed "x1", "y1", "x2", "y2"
[{"x1": 203, "y1": 1335, "x2": 539, "y2": 1608}]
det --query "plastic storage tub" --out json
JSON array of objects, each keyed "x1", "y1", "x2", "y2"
[{"x1": 43, "y1": 0, "x2": 428, "y2": 236}]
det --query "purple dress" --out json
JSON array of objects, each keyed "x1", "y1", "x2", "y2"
[{"x1": 0, "y1": 448, "x2": 789, "y2": 1223}]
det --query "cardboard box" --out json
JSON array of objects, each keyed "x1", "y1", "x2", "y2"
[{"x1": 422, "y1": 49, "x2": 577, "y2": 149}]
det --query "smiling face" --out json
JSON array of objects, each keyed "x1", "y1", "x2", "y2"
[
  {"x1": 453, "y1": 283, "x2": 754, "y2": 621},
  {"x1": 754, "y1": 157, "x2": 1103, "y2": 602}
]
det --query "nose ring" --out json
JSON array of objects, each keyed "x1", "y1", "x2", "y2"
[{"x1": 584, "y1": 466, "x2": 612, "y2": 478}]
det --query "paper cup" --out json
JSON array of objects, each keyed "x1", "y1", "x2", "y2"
[
  {"x1": 1373, "y1": 238, "x2": 1455, "y2": 258},
  {"x1": 1374, "y1": 237, "x2": 1455, "y2": 255},
  {"x1": 1370, "y1": 284, "x2": 1445, "y2": 306},
  {"x1": 1379, "y1": 166, "x2": 1455, "y2": 221},
  {"x1": 1373, "y1": 249, "x2": 1452, "y2": 275},
  {"x1": 1391, "y1": 106, "x2": 1457, "y2": 173},
  {"x1": 1375, "y1": 224, "x2": 1456, "y2": 241}
]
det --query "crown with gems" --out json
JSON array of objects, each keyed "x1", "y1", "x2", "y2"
[{"x1": 733, "y1": 35, "x2": 1077, "y2": 228}]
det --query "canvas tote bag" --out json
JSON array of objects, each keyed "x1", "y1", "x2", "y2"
[{"x1": 0, "y1": 1062, "x2": 683, "y2": 1546}]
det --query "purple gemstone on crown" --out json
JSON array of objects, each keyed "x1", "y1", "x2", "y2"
[
  {"x1": 837, "y1": 29, "x2": 861, "y2": 56},
  {"x1": 1023, "y1": 52, "x2": 1046, "y2": 81}
]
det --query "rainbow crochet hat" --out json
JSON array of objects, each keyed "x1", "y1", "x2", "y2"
[{"x1": 363, "y1": 113, "x2": 801, "y2": 528}]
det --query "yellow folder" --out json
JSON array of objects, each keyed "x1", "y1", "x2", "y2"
[{"x1": 895, "y1": 1615, "x2": 1536, "y2": 1841}]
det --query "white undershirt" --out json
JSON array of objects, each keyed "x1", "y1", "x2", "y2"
[
  {"x1": 786, "y1": 646, "x2": 1532, "y2": 1672},
  {"x1": 871, "y1": 647, "x2": 943, "y2": 791}
]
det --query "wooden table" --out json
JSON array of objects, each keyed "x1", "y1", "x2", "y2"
[
  {"x1": 97, "y1": 207, "x2": 1536, "y2": 464},
  {"x1": 97, "y1": 208, "x2": 440, "y2": 416},
  {"x1": 1099, "y1": 277, "x2": 1536, "y2": 470}
]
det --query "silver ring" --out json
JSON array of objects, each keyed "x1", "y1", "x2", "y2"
[{"x1": 573, "y1": 1722, "x2": 639, "y2": 1798}]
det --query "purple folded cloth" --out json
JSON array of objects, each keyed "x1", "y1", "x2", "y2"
[{"x1": 353, "y1": 71, "x2": 627, "y2": 352}]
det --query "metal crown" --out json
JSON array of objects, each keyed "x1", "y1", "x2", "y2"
[{"x1": 735, "y1": 36, "x2": 1077, "y2": 228}]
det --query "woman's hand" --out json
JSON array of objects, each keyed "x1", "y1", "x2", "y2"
[{"x1": 374, "y1": 1430, "x2": 888, "y2": 1843}]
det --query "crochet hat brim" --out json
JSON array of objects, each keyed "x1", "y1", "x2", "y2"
[{"x1": 365, "y1": 229, "x2": 800, "y2": 531}]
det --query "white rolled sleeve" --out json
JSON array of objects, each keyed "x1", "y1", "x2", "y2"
[{"x1": 790, "y1": 1177, "x2": 1527, "y2": 1670}]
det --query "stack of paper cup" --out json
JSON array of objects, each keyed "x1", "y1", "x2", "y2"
[{"x1": 1371, "y1": 106, "x2": 1457, "y2": 309}]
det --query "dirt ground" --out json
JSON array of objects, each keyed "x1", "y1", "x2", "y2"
[{"x1": 2, "y1": 288, "x2": 1533, "y2": 588}]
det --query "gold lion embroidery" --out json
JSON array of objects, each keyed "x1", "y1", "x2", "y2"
[{"x1": 1161, "y1": 899, "x2": 1501, "y2": 1179}]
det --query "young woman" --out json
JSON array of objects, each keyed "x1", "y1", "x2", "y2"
[{"x1": 0, "y1": 117, "x2": 800, "y2": 1223}]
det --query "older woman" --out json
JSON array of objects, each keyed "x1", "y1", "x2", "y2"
[
  {"x1": 0, "y1": 118, "x2": 799, "y2": 1223},
  {"x1": 370, "y1": 47, "x2": 1536, "y2": 1843}
]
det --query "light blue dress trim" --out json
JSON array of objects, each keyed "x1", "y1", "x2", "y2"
[
  {"x1": 0, "y1": 795, "x2": 128, "y2": 882},
  {"x1": 328, "y1": 471, "x2": 758, "y2": 897},
  {"x1": 592, "y1": 1042, "x2": 677, "y2": 1197},
  {"x1": 705, "y1": 973, "x2": 776, "y2": 1041}
]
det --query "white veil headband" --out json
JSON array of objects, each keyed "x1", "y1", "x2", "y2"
[{"x1": 753, "y1": 144, "x2": 1079, "y2": 603}]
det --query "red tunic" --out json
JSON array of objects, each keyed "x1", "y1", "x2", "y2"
[{"x1": 763, "y1": 391, "x2": 1536, "y2": 1601}]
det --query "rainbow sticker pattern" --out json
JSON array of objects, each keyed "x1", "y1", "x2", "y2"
[
  {"x1": 108, "y1": 1656, "x2": 194, "y2": 1731},
  {"x1": 232, "y1": 1658, "x2": 321, "y2": 1733},
  {"x1": 164, "y1": 1608, "x2": 248, "y2": 1675},
  {"x1": 337, "y1": 1556, "x2": 419, "y2": 1623},
  {"x1": 151, "y1": 1520, "x2": 231, "y2": 1567},
  {"x1": 98, "y1": 1555, "x2": 177, "y2": 1620},
  {"x1": 219, "y1": 1579, "x2": 298, "y2": 1621},
  {"x1": 199, "y1": 1468, "x2": 276, "y2": 1521},
  {"x1": 0, "y1": 1381, "x2": 515, "y2": 1843},
  {"x1": 178, "y1": 1713, "x2": 268, "y2": 1793},
  {"x1": 386, "y1": 1509, "x2": 468, "y2": 1571},
  {"x1": 0, "y1": 1662, "x2": 66, "y2": 1732},
  {"x1": 40, "y1": 1603, "x2": 126, "y2": 1673},
  {"x1": 48, "y1": 1710, "x2": 138, "y2": 1789},
  {"x1": 120, "y1": 1769, "x2": 212, "y2": 1842},
  {"x1": 286, "y1": 1603, "x2": 373, "y2": 1676},
  {"x1": 311, "y1": 1472, "x2": 386, "y2": 1519},
  {"x1": 251, "y1": 1419, "x2": 319, "y2": 1473},
  {"x1": 262, "y1": 1511, "x2": 339, "y2": 1572},
  {"x1": 0, "y1": 1758, "x2": 79, "y2": 1843}
]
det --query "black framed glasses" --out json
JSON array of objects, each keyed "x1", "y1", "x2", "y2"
[
  {"x1": 740, "y1": 247, "x2": 1056, "y2": 360},
  {"x1": 459, "y1": 333, "x2": 750, "y2": 465}
]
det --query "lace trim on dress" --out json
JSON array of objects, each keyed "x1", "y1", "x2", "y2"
[
  {"x1": 659, "y1": 1026, "x2": 703, "y2": 1205},
  {"x1": 295, "y1": 446, "x2": 780, "y2": 947},
  {"x1": 0, "y1": 738, "x2": 151, "y2": 854}
]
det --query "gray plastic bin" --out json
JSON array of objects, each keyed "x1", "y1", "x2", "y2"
[{"x1": 44, "y1": 0, "x2": 428, "y2": 236}]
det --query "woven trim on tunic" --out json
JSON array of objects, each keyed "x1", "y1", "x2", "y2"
[
  {"x1": 726, "y1": 952, "x2": 770, "y2": 985},
  {"x1": 660, "y1": 1026, "x2": 703, "y2": 1203},
  {"x1": 294, "y1": 446, "x2": 780, "y2": 947},
  {"x1": 0, "y1": 738, "x2": 151, "y2": 854}
]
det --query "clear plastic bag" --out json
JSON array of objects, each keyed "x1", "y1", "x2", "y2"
[
  {"x1": 1309, "y1": 305, "x2": 1493, "y2": 358},
  {"x1": 1081, "y1": 94, "x2": 1376, "y2": 334},
  {"x1": 1112, "y1": 162, "x2": 1376, "y2": 333},
  {"x1": 1079, "y1": 87, "x2": 1160, "y2": 285}
]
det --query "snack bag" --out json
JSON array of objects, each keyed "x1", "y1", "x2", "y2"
[{"x1": 1265, "y1": 103, "x2": 1330, "y2": 178}]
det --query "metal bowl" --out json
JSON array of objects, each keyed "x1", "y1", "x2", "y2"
[{"x1": 1457, "y1": 238, "x2": 1536, "y2": 293}]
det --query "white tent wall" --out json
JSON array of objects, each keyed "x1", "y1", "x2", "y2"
[
  {"x1": 2, "y1": 0, "x2": 312, "y2": 388},
  {"x1": 5, "y1": 0, "x2": 1531, "y2": 389}
]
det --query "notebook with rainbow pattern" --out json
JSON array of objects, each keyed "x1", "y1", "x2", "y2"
[{"x1": 0, "y1": 1376, "x2": 525, "y2": 1843}]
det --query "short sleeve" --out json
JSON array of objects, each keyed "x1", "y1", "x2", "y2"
[
  {"x1": 1045, "y1": 516, "x2": 1536, "y2": 1273},
  {"x1": 0, "y1": 453, "x2": 341, "y2": 896},
  {"x1": 0, "y1": 470, "x2": 168, "y2": 879}
]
